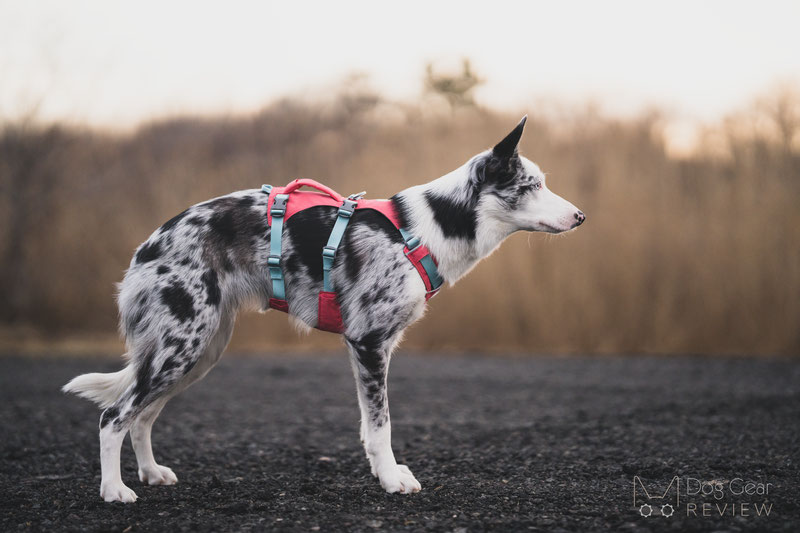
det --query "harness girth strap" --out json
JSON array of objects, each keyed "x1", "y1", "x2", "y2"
[
  {"x1": 322, "y1": 196, "x2": 360, "y2": 292},
  {"x1": 265, "y1": 185, "x2": 288, "y2": 301}
]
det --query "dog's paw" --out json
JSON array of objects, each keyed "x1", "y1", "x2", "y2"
[
  {"x1": 100, "y1": 481, "x2": 138, "y2": 503},
  {"x1": 138, "y1": 464, "x2": 178, "y2": 486},
  {"x1": 378, "y1": 464, "x2": 421, "y2": 494}
]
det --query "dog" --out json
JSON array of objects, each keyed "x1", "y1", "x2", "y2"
[{"x1": 63, "y1": 116, "x2": 585, "y2": 502}]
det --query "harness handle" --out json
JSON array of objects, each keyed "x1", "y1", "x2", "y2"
[{"x1": 282, "y1": 179, "x2": 344, "y2": 201}]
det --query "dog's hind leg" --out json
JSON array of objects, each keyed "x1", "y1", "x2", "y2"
[
  {"x1": 345, "y1": 332, "x2": 420, "y2": 494},
  {"x1": 131, "y1": 397, "x2": 176, "y2": 486},
  {"x1": 97, "y1": 303, "x2": 232, "y2": 502},
  {"x1": 98, "y1": 342, "x2": 206, "y2": 501},
  {"x1": 98, "y1": 407, "x2": 138, "y2": 502},
  {"x1": 129, "y1": 310, "x2": 236, "y2": 487}
]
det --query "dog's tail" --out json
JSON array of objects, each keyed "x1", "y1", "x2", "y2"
[{"x1": 62, "y1": 364, "x2": 135, "y2": 409}]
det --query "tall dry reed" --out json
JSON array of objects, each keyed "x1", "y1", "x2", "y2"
[{"x1": 1, "y1": 89, "x2": 798, "y2": 355}]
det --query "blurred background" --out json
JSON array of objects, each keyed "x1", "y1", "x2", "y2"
[{"x1": 1, "y1": 0, "x2": 798, "y2": 356}]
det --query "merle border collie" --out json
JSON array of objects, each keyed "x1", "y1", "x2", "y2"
[{"x1": 64, "y1": 117, "x2": 585, "y2": 502}]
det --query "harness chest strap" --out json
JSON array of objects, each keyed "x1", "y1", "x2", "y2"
[{"x1": 399, "y1": 227, "x2": 444, "y2": 299}]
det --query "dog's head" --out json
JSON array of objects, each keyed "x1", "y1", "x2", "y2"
[{"x1": 471, "y1": 116, "x2": 585, "y2": 234}]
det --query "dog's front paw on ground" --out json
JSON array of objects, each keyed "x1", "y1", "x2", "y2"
[
  {"x1": 138, "y1": 465, "x2": 178, "y2": 486},
  {"x1": 100, "y1": 482, "x2": 138, "y2": 503},
  {"x1": 378, "y1": 464, "x2": 421, "y2": 494}
]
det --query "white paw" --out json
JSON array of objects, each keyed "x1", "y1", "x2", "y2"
[
  {"x1": 100, "y1": 481, "x2": 138, "y2": 503},
  {"x1": 138, "y1": 464, "x2": 178, "y2": 486},
  {"x1": 378, "y1": 464, "x2": 421, "y2": 494}
]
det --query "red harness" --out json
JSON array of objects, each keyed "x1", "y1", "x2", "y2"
[{"x1": 264, "y1": 179, "x2": 441, "y2": 333}]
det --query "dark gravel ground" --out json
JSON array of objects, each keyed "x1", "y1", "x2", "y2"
[{"x1": 0, "y1": 352, "x2": 798, "y2": 532}]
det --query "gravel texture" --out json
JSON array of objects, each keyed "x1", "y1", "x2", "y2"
[{"x1": 1, "y1": 353, "x2": 798, "y2": 532}]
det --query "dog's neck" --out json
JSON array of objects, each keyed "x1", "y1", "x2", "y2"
[{"x1": 393, "y1": 158, "x2": 516, "y2": 285}]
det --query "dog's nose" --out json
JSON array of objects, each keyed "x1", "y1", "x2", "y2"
[{"x1": 573, "y1": 211, "x2": 586, "y2": 226}]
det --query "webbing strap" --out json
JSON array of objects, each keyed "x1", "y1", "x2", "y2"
[
  {"x1": 268, "y1": 193, "x2": 289, "y2": 300},
  {"x1": 399, "y1": 227, "x2": 444, "y2": 291},
  {"x1": 322, "y1": 197, "x2": 359, "y2": 292}
]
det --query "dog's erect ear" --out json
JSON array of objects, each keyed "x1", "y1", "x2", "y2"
[{"x1": 493, "y1": 115, "x2": 527, "y2": 159}]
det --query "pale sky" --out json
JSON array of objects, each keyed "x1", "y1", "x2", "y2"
[{"x1": 1, "y1": 0, "x2": 799, "y2": 131}]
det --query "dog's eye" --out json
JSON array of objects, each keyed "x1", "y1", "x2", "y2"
[{"x1": 532, "y1": 181, "x2": 542, "y2": 190}]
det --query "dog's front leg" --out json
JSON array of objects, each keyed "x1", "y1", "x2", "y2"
[{"x1": 345, "y1": 335, "x2": 420, "y2": 494}]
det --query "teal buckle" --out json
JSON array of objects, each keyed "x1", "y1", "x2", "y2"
[
  {"x1": 339, "y1": 198, "x2": 357, "y2": 217},
  {"x1": 405, "y1": 236, "x2": 421, "y2": 251},
  {"x1": 322, "y1": 246, "x2": 337, "y2": 271},
  {"x1": 261, "y1": 184, "x2": 273, "y2": 194},
  {"x1": 271, "y1": 194, "x2": 288, "y2": 217},
  {"x1": 268, "y1": 255, "x2": 283, "y2": 281}
]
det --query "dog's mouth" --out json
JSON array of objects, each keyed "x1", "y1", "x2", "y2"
[{"x1": 536, "y1": 223, "x2": 567, "y2": 234}]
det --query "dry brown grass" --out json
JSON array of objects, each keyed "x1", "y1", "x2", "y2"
[{"x1": 1, "y1": 88, "x2": 798, "y2": 356}]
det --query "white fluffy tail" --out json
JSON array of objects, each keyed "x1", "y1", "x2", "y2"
[{"x1": 62, "y1": 365, "x2": 135, "y2": 409}]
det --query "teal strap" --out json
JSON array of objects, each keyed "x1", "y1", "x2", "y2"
[
  {"x1": 399, "y1": 227, "x2": 419, "y2": 249},
  {"x1": 399, "y1": 227, "x2": 444, "y2": 290},
  {"x1": 269, "y1": 193, "x2": 289, "y2": 300},
  {"x1": 419, "y1": 253, "x2": 444, "y2": 289},
  {"x1": 322, "y1": 196, "x2": 359, "y2": 291}
]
